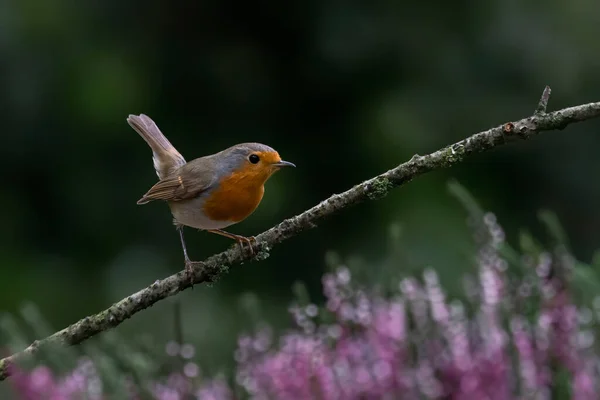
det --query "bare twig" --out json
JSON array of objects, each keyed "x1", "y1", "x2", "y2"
[
  {"x1": 535, "y1": 85, "x2": 552, "y2": 115},
  {"x1": 2, "y1": 88, "x2": 600, "y2": 381}
]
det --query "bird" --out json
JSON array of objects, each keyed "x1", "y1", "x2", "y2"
[{"x1": 127, "y1": 114, "x2": 295, "y2": 283}]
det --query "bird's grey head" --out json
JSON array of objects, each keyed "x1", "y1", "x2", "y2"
[{"x1": 218, "y1": 142, "x2": 296, "y2": 177}]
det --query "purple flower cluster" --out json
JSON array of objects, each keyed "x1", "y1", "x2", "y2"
[
  {"x1": 233, "y1": 213, "x2": 599, "y2": 399},
  {"x1": 11, "y1": 358, "x2": 103, "y2": 400},
  {"x1": 10, "y1": 348, "x2": 233, "y2": 400},
  {"x1": 9, "y1": 212, "x2": 600, "y2": 399}
]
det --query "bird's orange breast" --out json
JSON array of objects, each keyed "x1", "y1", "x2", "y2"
[{"x1": 202, "y1": 168, "x2": 268, "y2": 223}]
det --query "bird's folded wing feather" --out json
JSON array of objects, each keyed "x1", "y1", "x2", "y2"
[{"x1": 137, "y1": 159, "x2": 216, "y2": 204}]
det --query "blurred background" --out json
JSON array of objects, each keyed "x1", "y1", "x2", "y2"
[{"x1": 1, "y1": 0, "x2": 600, "y2": 379}]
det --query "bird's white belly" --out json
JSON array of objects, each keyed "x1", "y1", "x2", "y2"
[{"x1": 169, "y1": 201, "x2": 235, "y2": 230}]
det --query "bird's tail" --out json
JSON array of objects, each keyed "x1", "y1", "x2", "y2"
[{"x1": 127, "y1": 114, "x2": 186, "y2": 180}]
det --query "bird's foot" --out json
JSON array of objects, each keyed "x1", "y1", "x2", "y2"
[
  {"x1": 205, "y1": 229, "x2": 258, "y2": 258},
  {"x1": 236, "y1": 235, "x2": 257, "y2": 256}
]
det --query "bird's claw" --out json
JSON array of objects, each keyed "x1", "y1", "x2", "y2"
[{"x1": 237, "y1": 236, "x2": 257, "y2": 256}]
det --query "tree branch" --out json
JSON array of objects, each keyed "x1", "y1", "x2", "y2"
[{"x1": 2, "y1": 88, "x2": 600, "y2": 381}]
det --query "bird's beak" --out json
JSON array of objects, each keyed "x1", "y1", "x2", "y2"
[{"x1": 273, "y1": 160, "x2": 296, "y2": 168}]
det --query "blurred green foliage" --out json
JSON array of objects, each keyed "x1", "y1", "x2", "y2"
[{"x1": 1, "y1": 0, "x2": 600, "y2": 389}]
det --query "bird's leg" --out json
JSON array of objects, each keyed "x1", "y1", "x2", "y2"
[
  {"x1": 206, "y1": 229, "x2": 256, "y2": 255},
  {"x1": 177, "y1": 225, "x2": 196, "y2": 286}
]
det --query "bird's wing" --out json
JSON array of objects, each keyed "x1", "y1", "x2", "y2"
[{"x1": 137, "y1": 158, "x2": 217, "y2": 204}]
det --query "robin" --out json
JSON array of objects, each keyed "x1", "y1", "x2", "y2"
[{"x1": 127, "y1": 114, "x2": 295, "y2": 283}]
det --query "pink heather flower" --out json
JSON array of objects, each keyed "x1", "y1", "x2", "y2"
[
  {"x1": 10, "y1": 358, "x2": 104, "y2": 400},
  {"x1": 195, "y1": 376, "x2": 233, "y2": 400},
  {"x1": 424, "y1": 269, "x2": 449, "y2": 326},
  {"x1": 229, "y1": 211, "x2": 598, "y2": 399},
  {"x1": 572, "y1": 364, "x2": 596, "y2": 400}
]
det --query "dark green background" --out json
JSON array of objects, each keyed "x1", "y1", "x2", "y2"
[{"x1": 1, "y1": 0, "x2": 599, "y2": 374}]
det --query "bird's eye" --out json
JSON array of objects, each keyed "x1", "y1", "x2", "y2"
[{"x1": 249, "y1": 154, "x2": 260, "y2": 164}]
